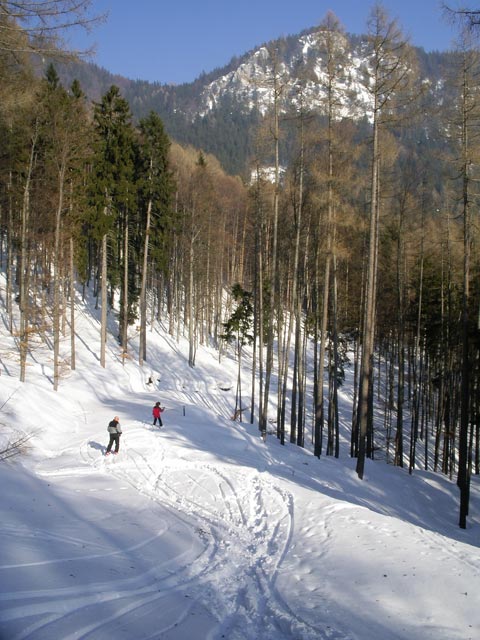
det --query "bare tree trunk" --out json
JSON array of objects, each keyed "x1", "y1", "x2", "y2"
[
  {"x1": 357, "y1": 144, "x2": 379, "y2": 479},
  {"x1": 19, "y1": 124, "x2": 38, "y2": 382},
  {"x1": 260, "y1": 57, "x2": 281, "y2": 439},
  {"x1": 331, "y1": 252, "x2": 340, "y2": 458},
  {"x1": 394, "y1": 201, "x2": 406, "y2": 467},
  {"x1": 296, "y1": 317, "x2": 306, "y2": 448},
  {"x1": 188, "y1": 213, "x2": 196, "y2": 367},
  {"x1": 69, "y1": 236, "x2": 76, "y2": 370},
  {"x1": 313, "y1": 15, "x2": 343, "y2": 456},
  {"x1": 410, "y1": 204, "x2": 425, "y2": 473},
  {"x1": 139, "y1": 196, "x2": 152, "y2": 365},
  {"x1": 290, "y1": 107, "x2": 306, "y2": 447},
  {"x1": 53, "y1": 160, "x2": 66, "y2": 391},
  {"x1": 251, "y1": 177, "x2": 262, "y2": 426},
  {"x1": 458, "y1": 128, "x2": 472, "y2": 530},
  {"x1": 7, "y1": 168, "x2": 14, "y2": 335},
  {"x1": 290, "y1": 313, "x2": 299, "y2": 445},
  {"x1": 274, "y1": 303, "x2": 283, "y2": 437},
  {"x1": 351, "y1": 239, "x2": 367, "y2": 457},
  {"x1": 121, "y1": 212, "x2": 129, "y2": 364},
  {"x1": 257, "y1": 196, "x2": 265, "y2": 437},
  {"x1": 356, "y1": 5, "x2": 415, "y2": 479},
  {"x1": 313, "y1": 248, "x2": 322, "y2": 452},
  {"x1": 100, "y1": 232, "x2": 107, "y2": 368}
]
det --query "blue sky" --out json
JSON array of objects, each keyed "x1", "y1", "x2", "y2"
[{"x1": 70, "y1": 0, "x2": 458, "y2": 85}]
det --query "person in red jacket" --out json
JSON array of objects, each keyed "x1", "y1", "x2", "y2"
[{"x1": 152, "y1": 402, "x2": 164, "y2": 427}]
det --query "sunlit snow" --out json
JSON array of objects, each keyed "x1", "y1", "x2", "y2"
[{"x1": 0, "y1": 274, "x2": 479, "y2": 640}]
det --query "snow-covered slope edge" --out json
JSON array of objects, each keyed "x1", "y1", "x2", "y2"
[{"x1": 0, "y1": 285, "x2": 479, "y2": 640}]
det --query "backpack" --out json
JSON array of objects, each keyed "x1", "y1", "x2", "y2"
[{"x1": 107, "y1": 420, "x2": 118, "y2": 434}]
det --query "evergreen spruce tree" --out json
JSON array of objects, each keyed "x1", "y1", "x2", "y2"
[
  {"x1": 137, "y1": 111, "x2": 175, "y2": 365},
  {"x1": 222, "y1": 284, "x2": 254, "y2": 421},
  {"x1": 89, "y1": 85, "x2": 136, "y2": 366}
]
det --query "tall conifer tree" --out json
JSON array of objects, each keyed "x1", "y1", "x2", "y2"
[
  {"x1": 137, "y1": 111, "x2": 175, "y2": 364},
  {"x1": 90, "y1": 85, "x2": 136, "y2": 366}
]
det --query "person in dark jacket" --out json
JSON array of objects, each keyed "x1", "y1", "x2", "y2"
[
  {"x1": 152, "y1": 402, "x2": 164, "y2": 427},
  {"x1": 106, "y1": 416, "x2": 122, "y2": 455}
]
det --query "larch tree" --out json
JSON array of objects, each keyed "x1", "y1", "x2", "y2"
[
  {"x1": 449, "y1": 26, "x2": 480, "y2": 528},
  {"x1": 310, "y1": 11, "x2": 350, "y2": 458},
  {"x1": 258, "y1": 44, "x2": 286, "y2": 441},
  {"x1": 356, "y1": 3, "x2": 418, "y2": 479},
  {"x1": 0, "y1": 45, "x2": 37, "y2": 377},
  {"x1": 0, "y1": 1, "x2": 102, "y2": 61}
]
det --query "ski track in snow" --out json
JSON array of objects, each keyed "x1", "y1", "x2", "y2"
[
  {"x1": 0, "y1": 404, "x2": 348, "y2": 640},
  {"x1": 3, "y1": 306, "x2": 477, "y2": 640},
  {"x1": 92, "y1": 434, "x2": 335, "y2": 640}
]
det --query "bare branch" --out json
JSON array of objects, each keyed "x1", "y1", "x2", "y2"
[
  {"x1": 443, "y1": 3, "x2": 480, "y2": 28},
  {"x1": 0, "y1": 0, "x2": 106, "y2": 58},
  {"x1": 0, "y1": 429, "x2": 38, "y2": 461}
]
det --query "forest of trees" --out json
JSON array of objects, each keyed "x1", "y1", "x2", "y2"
[{"x1": 1, "y1": 2, "x2": 480, "y2": 528}]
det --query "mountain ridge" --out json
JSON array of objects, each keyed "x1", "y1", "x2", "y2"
[{"x1": 50, "y1": 26, "x2": 453, "y2": 176}]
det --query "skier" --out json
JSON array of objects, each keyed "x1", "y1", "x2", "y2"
[
  {"x1": 152, "y1": 402, "x2": 164, "y2": 427},
  {"x1": 106, "y1": 416, "x2": 122, "y2": 455}
]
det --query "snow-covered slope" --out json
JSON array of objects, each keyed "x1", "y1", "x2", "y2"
[{"x1": 0, "y1": 283, "x2": 479, "y2": 640}]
